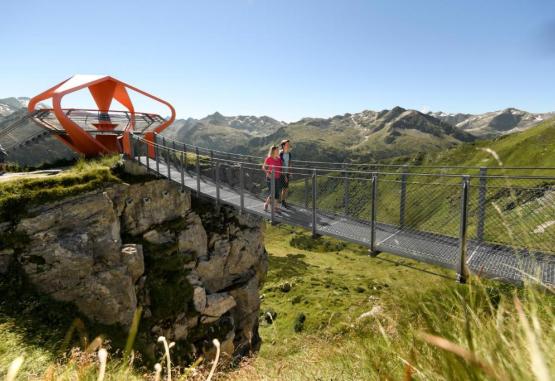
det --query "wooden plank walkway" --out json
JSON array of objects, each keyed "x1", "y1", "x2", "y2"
[{"x1": 136, "y1": 156, "x2": 555, "y2": 285}]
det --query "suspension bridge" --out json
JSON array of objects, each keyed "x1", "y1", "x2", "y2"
[
  {"x1": 127, "y1": 134, "x2": 555, "y2": 286},
  {"x1": 4, "y1": 74, "x2": 553, "y2": 286}
]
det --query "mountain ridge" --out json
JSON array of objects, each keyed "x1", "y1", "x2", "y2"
[{"x1": 429, "y1": 107, "x2": 555, "y2": 138}]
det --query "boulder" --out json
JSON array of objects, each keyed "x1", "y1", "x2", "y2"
[
  {"x1": 177, "y1": 212, "x2": 207, "y2": 257},
  {"x1": 121, "y1": 244, "x2": 144, "y2": 282},
  {"x1": 174, "y1": 323, "x2": 188, "y2": 341},
  {"x1": 193, "y1": 286, "x2": 207, "y2": 313},
  {"x1": 15, "y1": 190, "x2": 136, "y2": 325},
  {"x1": 143, "y1": 229, "x2": 174, "y2": 245},
  {"x1": 203, "y1": 293, "x2": 237, "y2": 318}
]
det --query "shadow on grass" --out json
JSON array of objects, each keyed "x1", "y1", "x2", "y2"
[
  {"x1": 268, "y1": 253, "x2": 315, "y2": 279},
  {"x1": 0, "y1": 266, "x2": 133, "y2": 365},
  {"x1": 374, "y1": 255, "x2": 456, "y2": 281}
]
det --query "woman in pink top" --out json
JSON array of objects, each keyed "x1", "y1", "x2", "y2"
[{"x1": 262, "y1": 145, "x2": 283, "y2": 212}]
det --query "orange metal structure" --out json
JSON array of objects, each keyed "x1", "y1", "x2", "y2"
[{"x1": 28, "y1": 74, "x2": 175, "y2": 157}]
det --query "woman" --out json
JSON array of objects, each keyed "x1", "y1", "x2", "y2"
[{"x1": 262, "y1": 145, "x2": 282, "y2": 212}]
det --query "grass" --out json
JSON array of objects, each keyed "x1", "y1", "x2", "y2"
[
  {"x1": 0, "y1": 220, "x2": 553, "y2": 380},
  {"x1": 225, "y1": 224, "x2": 555, "y2": 381},
  {"x1": 0, "y1": 155, "x2": 123, "y2": 221},
  {"x1": 413, "y1": 116, "x2": 555, "y2": 172}
]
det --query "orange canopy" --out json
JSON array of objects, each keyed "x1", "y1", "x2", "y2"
[{"x1": 29, "y1": 74, "x2": 175, "y2": 157}]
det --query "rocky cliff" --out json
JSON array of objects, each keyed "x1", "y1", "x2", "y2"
[{"x1": 0, "y1": 162, "x2": 268, "y2": 362}]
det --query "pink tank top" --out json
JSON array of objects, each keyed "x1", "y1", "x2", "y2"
[{"x1": 264, "y1": 156, "x2": 282, "y2": 178}]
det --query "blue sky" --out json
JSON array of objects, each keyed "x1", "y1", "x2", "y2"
[{"x1": 1, "y1": 0, "x2": 554, "y2": 121}]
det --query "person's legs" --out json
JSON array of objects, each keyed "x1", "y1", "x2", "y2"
[
  {"x1": 265, "y1": 178, "x2": 282, "y2": 211},
  {"x1": 264, "y1": 178, "x2": 272, "y2": 211},
  {"x1": 280, "y1": 174, "x2": 289, "y2": 207},
  {"x1": 274, "y1": 179, "x2": 282, "y2": 211}
]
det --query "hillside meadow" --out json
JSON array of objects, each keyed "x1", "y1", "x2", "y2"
[{"x1": 1, "y1": 221, "x2": 553, "y2": 380}]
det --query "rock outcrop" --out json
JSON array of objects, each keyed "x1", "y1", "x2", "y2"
[{"x1": 0, "y1": 165, "x2": 268, "y2": 360}]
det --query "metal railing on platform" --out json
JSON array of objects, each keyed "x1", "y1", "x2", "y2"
[{"x1": 31, "y1": 109, "x2": 167, "y2": 135}]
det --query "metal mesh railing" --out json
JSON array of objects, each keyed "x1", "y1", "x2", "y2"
[
  {"x1": 32, "y1": 109, "x2": 167, "y2": 135},
  {"x1": 468, "y1": 176, "x2": 555, "y2": 253},
  {"x1": 128, "y1": 133, "x2": 555, "y2": 285},
  {"x1": 155, "y1": 134, "x2": 555, "y2": 176}
]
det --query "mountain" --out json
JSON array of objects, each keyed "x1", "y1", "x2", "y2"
[
  {"x1": 411, "y1": 115, "x2": 555, "y2": 171},
  {"x1": 429, "y1": 108, "x2": 555, "y2": 138},
  {"x1": 0, "y1": 97, "x2": 31, "y2": 121},
  {"x1": 244, "y1": 106, "x2": 475, "y2": 162},
  {"x1": 427, "y1": 111, "x2": 473, "y2": 126},
  {"x1": 163, "y1": 112, "x2": 285, "y2": 152},
  {"x1": 0, "y1": 108, "x2": 76, "y2": 167}
]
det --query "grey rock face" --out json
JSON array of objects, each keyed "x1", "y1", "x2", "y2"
[
  {"x1": 178, "y1": 212, "x2": 207, "y2": 256},
  {"x1": 143, "y1": 229, "x2": 174, "y2": 245},
  {"x1": 119, "y1": 181, "x2": 191, "y2": 235},
  {"x1": 203, "y1": 293, "x2": 237, "y2": 318},
  {"x1": 121, "y1": 244, "x2": 144, "y2": 283},
  {"x1": 3, "y1": 175, "x2": 267, "y2": 360},
  {"x1": 15, "y1": 190, "x2": 134, "y2": 325}
]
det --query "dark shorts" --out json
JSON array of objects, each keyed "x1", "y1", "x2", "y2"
[
  {"x1": 280, "y1": 174, "x2": 290, "y2": 189},
  {"x1": 266, "y1": 178, "x2": 281, "y2": 199}
]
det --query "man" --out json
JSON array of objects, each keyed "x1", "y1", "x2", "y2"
[{"x1": 279, "y1": 139, "x2": 292, "y2": 207}]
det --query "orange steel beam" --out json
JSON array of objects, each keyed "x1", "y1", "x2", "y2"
[{"x1": 28, "y1": 75, "x2": 175, "y2": 158}]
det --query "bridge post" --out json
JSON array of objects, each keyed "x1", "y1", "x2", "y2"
[
  {"x1": 183, "y1": 143, "x2": 187, "y2": 171},
  {"x1": 166, "y1": 147, "x2": 171, "y2": 181},
  {"x1": 457, "y1": 175, "x2": 470, "y2": 284},
  {"x1": 172, "y1": 140, "x2": 176, "y2": 152},
  {"x1": 155, "y1": 142, "x2": 160, "y2": 175},
  {"x1": 161, "y1": 135, "x2": 166, "y2": 148},
  {"x1": 270, "y1": 168, "x2": 276, "y2": 224},
  {"x1": 304, "y1": 176, "x2": 309, "y2": 209},
  {"x1": 215, "y1": 161, "x2": 220, "y2": 207},
  {"x1": 399, "y1": 165, "x2": 408, "y2": 228},
  {"x1": 129, "y1": 133, "x2": 135, "y2": 159},
  {"x1": 477, "y1": 167, "x2": 487, "y2": 241},
  {"x1": 180, "y1": 151, "x2": 185, "y2": 191},
  {"x1": 196, "y1": 147, "x2": 201, "y2": 196},
  {"x1": 239, "y1": 163, "x2": 245, "y2": 214},
  {"x1": 146, "y1": 139, "x2": 150, "y2": 173},
  {"x1": 210, "y1": 150, "x2": 215, "y2": 179},
  {"x1": 370, "y1": 172, "x2": 379, "y2": 256},
  {"x1": 343, "y1": 163, "x2": 350, "y2": 216},
  {"x1": 312, "y1": 169, "x2": 317, "y2": 237}
]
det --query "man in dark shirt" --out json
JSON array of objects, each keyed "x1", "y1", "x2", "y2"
[{"x1": 279, "y1": 139, "x2": 292, "y2": 207}]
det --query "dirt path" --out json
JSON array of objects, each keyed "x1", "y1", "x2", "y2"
[{"x1": 0, "y1": 169, "x2": 63, "y2": 183}]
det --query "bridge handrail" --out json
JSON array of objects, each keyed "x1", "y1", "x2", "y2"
[
  {"x1": 134, "y1": 135, "x2": 555, "y2": 181},
  {"x1": 155, "y1": 133, "x2": 555, "y2": 172}
]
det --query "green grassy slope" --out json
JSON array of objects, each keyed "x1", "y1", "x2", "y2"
[
  {"x1": 0, "y1": 210, "x2": 553, "y2": 380},
  {"x1": 402, "y1": 116, "x2": 555, "y2": 172},
  {"x1": 226, "y1": 224, "x2": 555, "y2": 380}
]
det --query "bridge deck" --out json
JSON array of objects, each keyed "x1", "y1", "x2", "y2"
[{"x1": 136, "y1": 156, "x2": 554, "y2": 285}]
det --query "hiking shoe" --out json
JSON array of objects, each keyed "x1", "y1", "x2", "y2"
[{"x1": 281, "y1": 200, "x2": 288, "y2": 208}]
